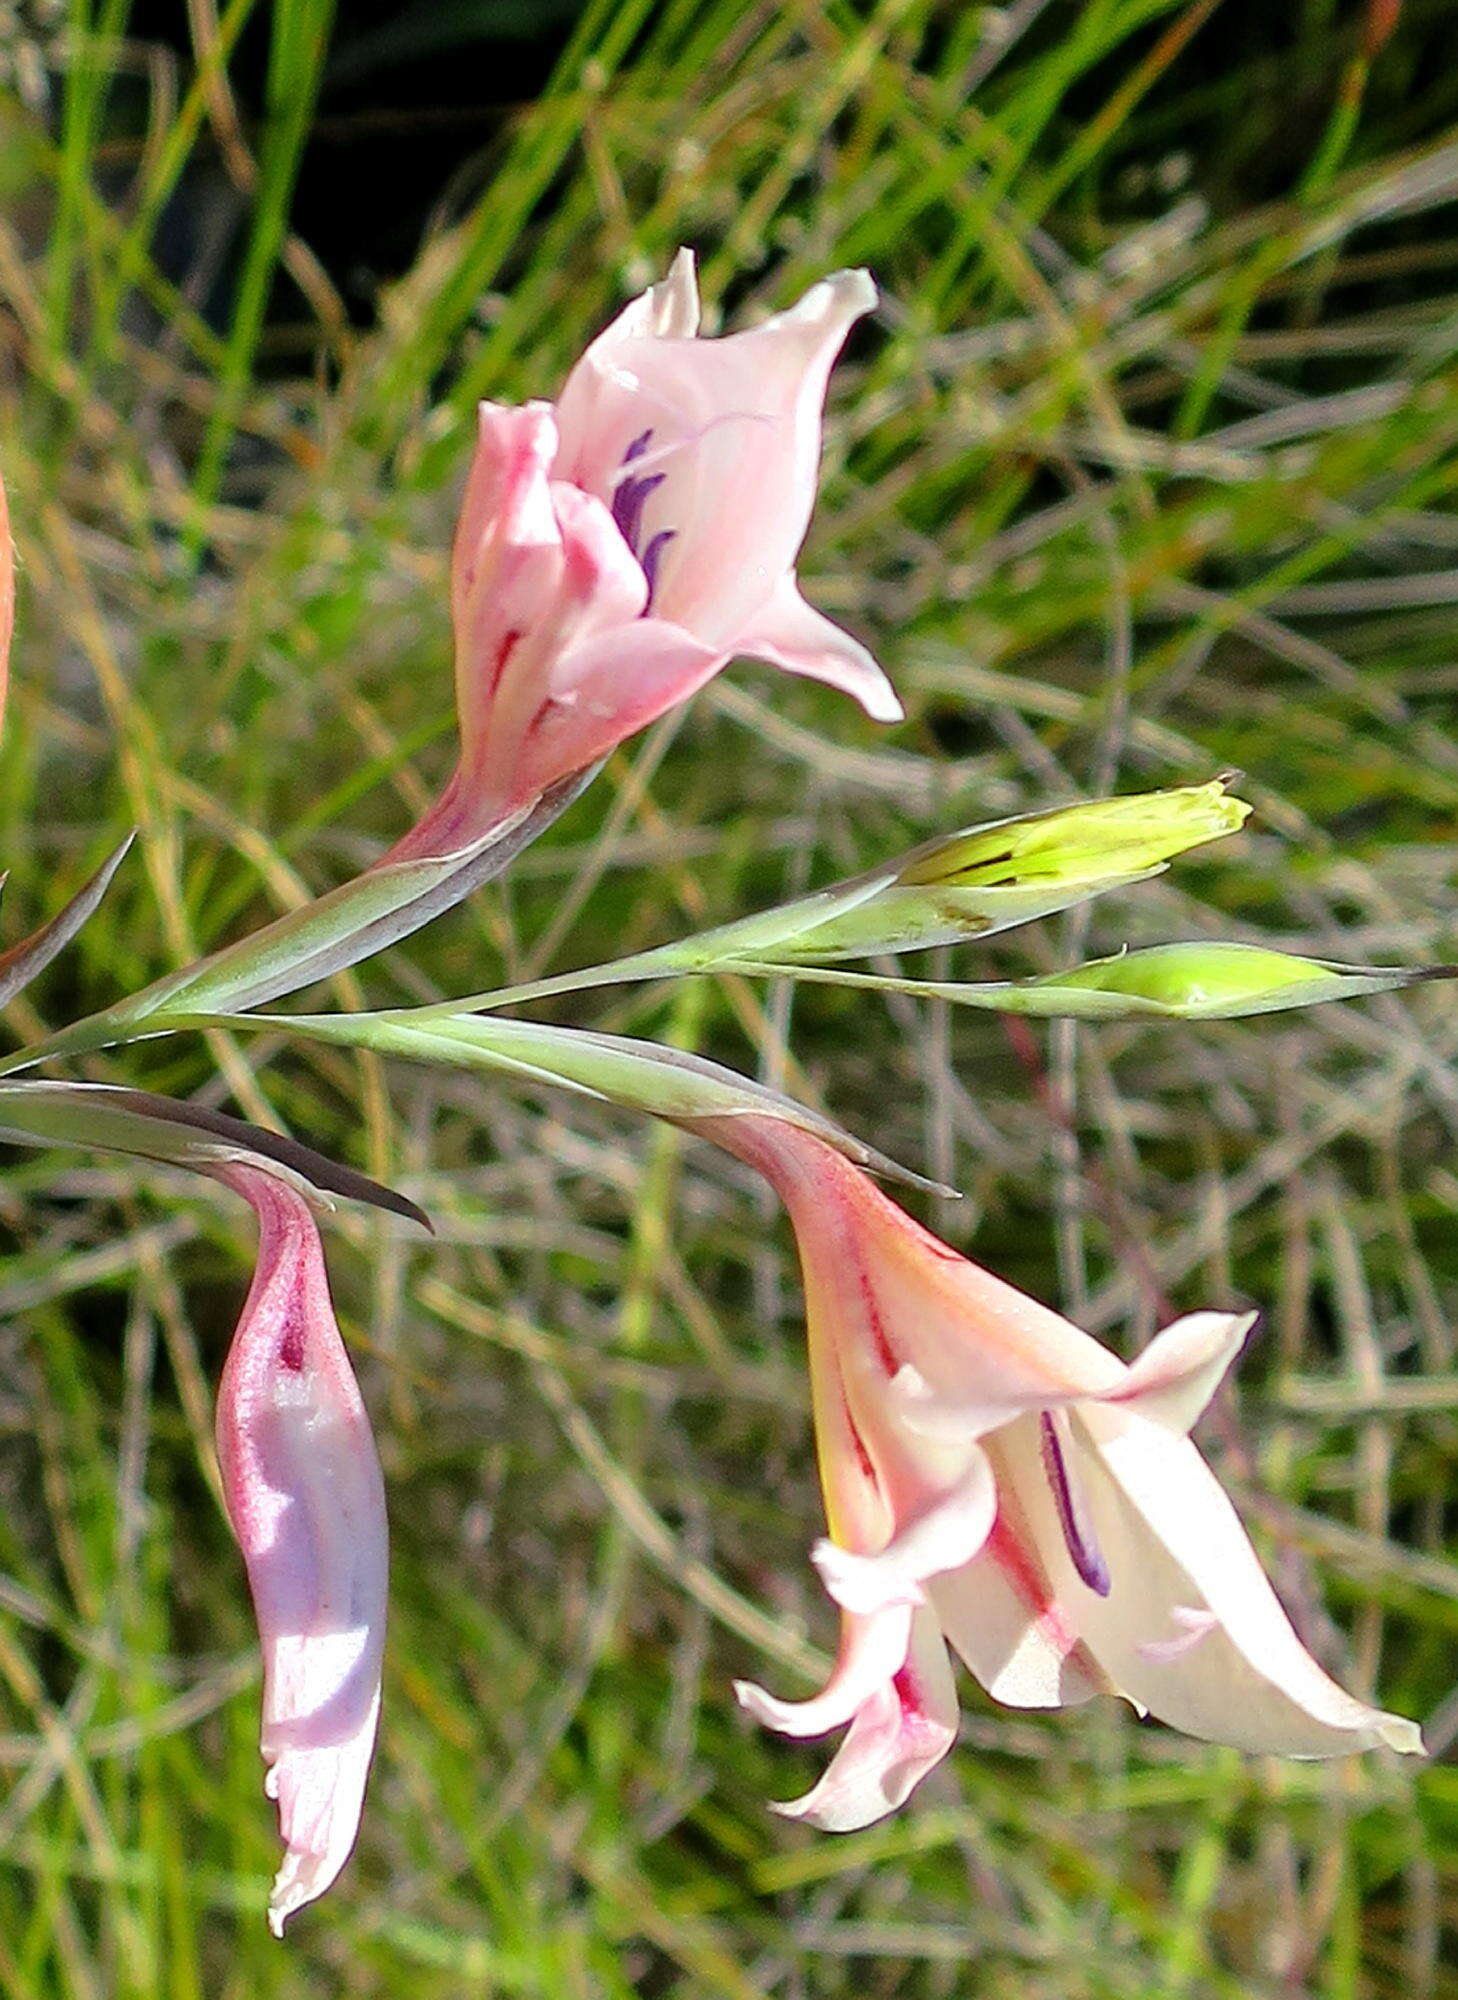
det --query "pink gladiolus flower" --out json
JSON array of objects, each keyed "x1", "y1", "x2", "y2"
[
  {"x1": 394, "y1": 251, "x2": 899, "y2": 858},
  {"x1": 706, "y1": 1117, "x2": 1420, "y2": 1831},
  {"x1": 214, "y1": 1164, "x2": 388, "y2": 1935}
]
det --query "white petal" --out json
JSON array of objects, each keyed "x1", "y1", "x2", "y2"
[
  {"x1": 643, "y1": 247, "x2": 701, "y2": 339},
  {"x1": 768, "y1": 1606, "x2": 958, "y2": 1831},
  {"x1": 731, "y1": 572, "x2": 902, "y2": 721},
  {"x1": 890, "y1": 1360, "x2": 1046, "y2": 1445},
  {"x1": 552, "y1": 268, "x2": 877, "y2": 649},
  {"x1": 810, "y1": 1448, "x2": 996, "y2": 1614},
  {"x1": 734, "y1": 1601, "x2": 912, "y2": 1739},
  {"x1": 893, "y1": 1310, "x2": 1255, "y2": 1444},
  {"x1": 929, "y1": 1424, "x2": 1104, "y2": 1710},
  {"x1": 599, "y1": 249, "x2": 703, "y2": 347},
  {"x1": 1049, "y1": 1403, "x2": 1422, "y2": 1757},
  {"x1": 1103, "y1": 1310, "x2": 1256, "y2": 1435}
]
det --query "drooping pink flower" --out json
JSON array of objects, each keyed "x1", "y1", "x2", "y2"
[
  {"x1": 703, "y1": 1116, "x2": 1420, "y2": 1830},
  {"x1": 393, "y1": 252, "x2": 898, "y2": 858},
  {"x1": 214, "y1": 1163, "x2": 388, "y2": 1935}
]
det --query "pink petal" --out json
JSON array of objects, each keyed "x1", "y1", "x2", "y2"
[
  {"x1": 1030, "y1": 1401, "x2": 1422, "y2": 1757},
  {"x1": 413, "y1": 414, "x2": 705, "y2": 838},
  {"x1": 723, "y1": 1118, "x2": 1125, "y2": 1416},
  {"x1": 734, "y1": 1601, "x2": 912, "y2": 1739},
  {"x1": 543, "y1": 479, "x2": 648, "y2": 639},
  {"x1": 730, "y1": 571, "x2": 901, "y2": 721},
  {"x1": 1101, "y1": 1310, "x2": 1255, "y2": 1435},
  {"x1": 553, "y1": 267, "x2": 877, "y2": 648},
  {"x1": 449, "y1": 401, "x2": 565, "y2": 775},
  {"x1": 513, "y1": 612, "x2": 722, "y2": 799},
  {"x1": 767, "y1": 1607, "x2": 958, "y2": 1831},
  {"x1": 810, "y1": 1448, "x2": 996, "y2": 1615},
  {"x1": 213, "y1": 1165, "x2": 388, "y2": 1935},
  {"x1": 556, "y1": 252, "x2": 701, "y2": 430}
]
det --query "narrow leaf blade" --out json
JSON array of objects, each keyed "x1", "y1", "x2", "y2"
[
  {"x1": 0, "y1": 1080, "x2": 429, "y2": 1227},
  {"x1": 0, "y1": 834, "x2": 135, "y2": 1010}
]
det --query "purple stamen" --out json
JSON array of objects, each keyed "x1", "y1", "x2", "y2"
[
  {"x1": 640, "y1": 528, "x2": 675, "y2": 612},
  {"x1": 610, "y1": 427, "x2": 676, "y2": 614},
  {"x1": 611, "y1": 470, "x2": 665, "y2": 556},
  {"x1": 1039, "y1": 1411, "x2": 1111, "y2": 1596}
]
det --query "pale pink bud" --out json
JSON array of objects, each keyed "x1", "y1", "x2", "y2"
[{"x1": 214, "y1": 1164, "x2": 388, "y2": 1935}]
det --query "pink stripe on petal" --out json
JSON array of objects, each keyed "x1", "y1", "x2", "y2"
[
  {"x1": 768, "y1": 1608, "x2": 958, "y2": 1831},
  {"x1": 1136, "y1": 1607, "x2": 1219, "y2": 1665},
  {"x1": 214, "y1": 1165, "x2": 388, "y2": 1936}
]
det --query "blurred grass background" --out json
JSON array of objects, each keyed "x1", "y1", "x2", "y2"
[{"x1": 3, "y1": 0, "x2": 1458, "y2": 1992}]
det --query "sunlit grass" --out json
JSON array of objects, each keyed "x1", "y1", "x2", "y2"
[{"x1": 3, "y1": 0, "x2": 1458, "y2": 1991}]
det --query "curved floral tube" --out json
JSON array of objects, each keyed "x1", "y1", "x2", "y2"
[
  {"x1": 395, "y1": 251, "x2": 898, "y2": 857},
  {"x1": 213, "y1": 1163, "x2": 388, "y2": 1935},
  {"x1": 705, "y1": 1116, "x2": 1421, "y2": 1830}
]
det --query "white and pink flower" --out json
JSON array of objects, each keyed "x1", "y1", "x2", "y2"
[
  {"x1": 708, "y1": 1116, "x2": 1420, "y2": 1830},
  {"x1": 396, "y1": 252, "x2": 898, "y2": 856}
]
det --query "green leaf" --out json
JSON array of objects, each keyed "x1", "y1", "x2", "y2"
[
  {"x1": 167, "y1": 1008, "x2": 955, "y2": 1198},
  {"x1": 0, "y1": 1079, "x2": 429, "y2": 1226},
  {"x1": 2, "y1": 769, "x2": 594, "y2": 1074},
  {"x1": 0, "y1": 833, "x2": 134, "y2": 1010}
]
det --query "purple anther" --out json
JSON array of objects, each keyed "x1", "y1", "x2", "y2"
[
  {"x1": 1039, "y1": 1411, "x2": 1111, "y2": 1596},
  {"x1": 611, "y1": 470, "x2": 665, "y2": 556},
  {"x1": 640, "y1": 528, "x2": 675, "y2": 611},
  {"x1": 610, "y1": 428, "x2": 677, "y2": 612}
]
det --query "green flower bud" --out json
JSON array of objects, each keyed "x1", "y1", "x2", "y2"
[
  {"x1": 1010, "y1": 942, "x2": 1444, "y2": 1019},
  {"x1": 694, "y1": 780, "x2": 1250, "y2": 966}
]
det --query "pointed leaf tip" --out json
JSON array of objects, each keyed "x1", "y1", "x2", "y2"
[
  {"x1": 0, "y1": 1081, "x2": 430, "y2": 1229},
  {"x1": 0, "y1": 833, "x2": 136, "y2": 1011}
]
